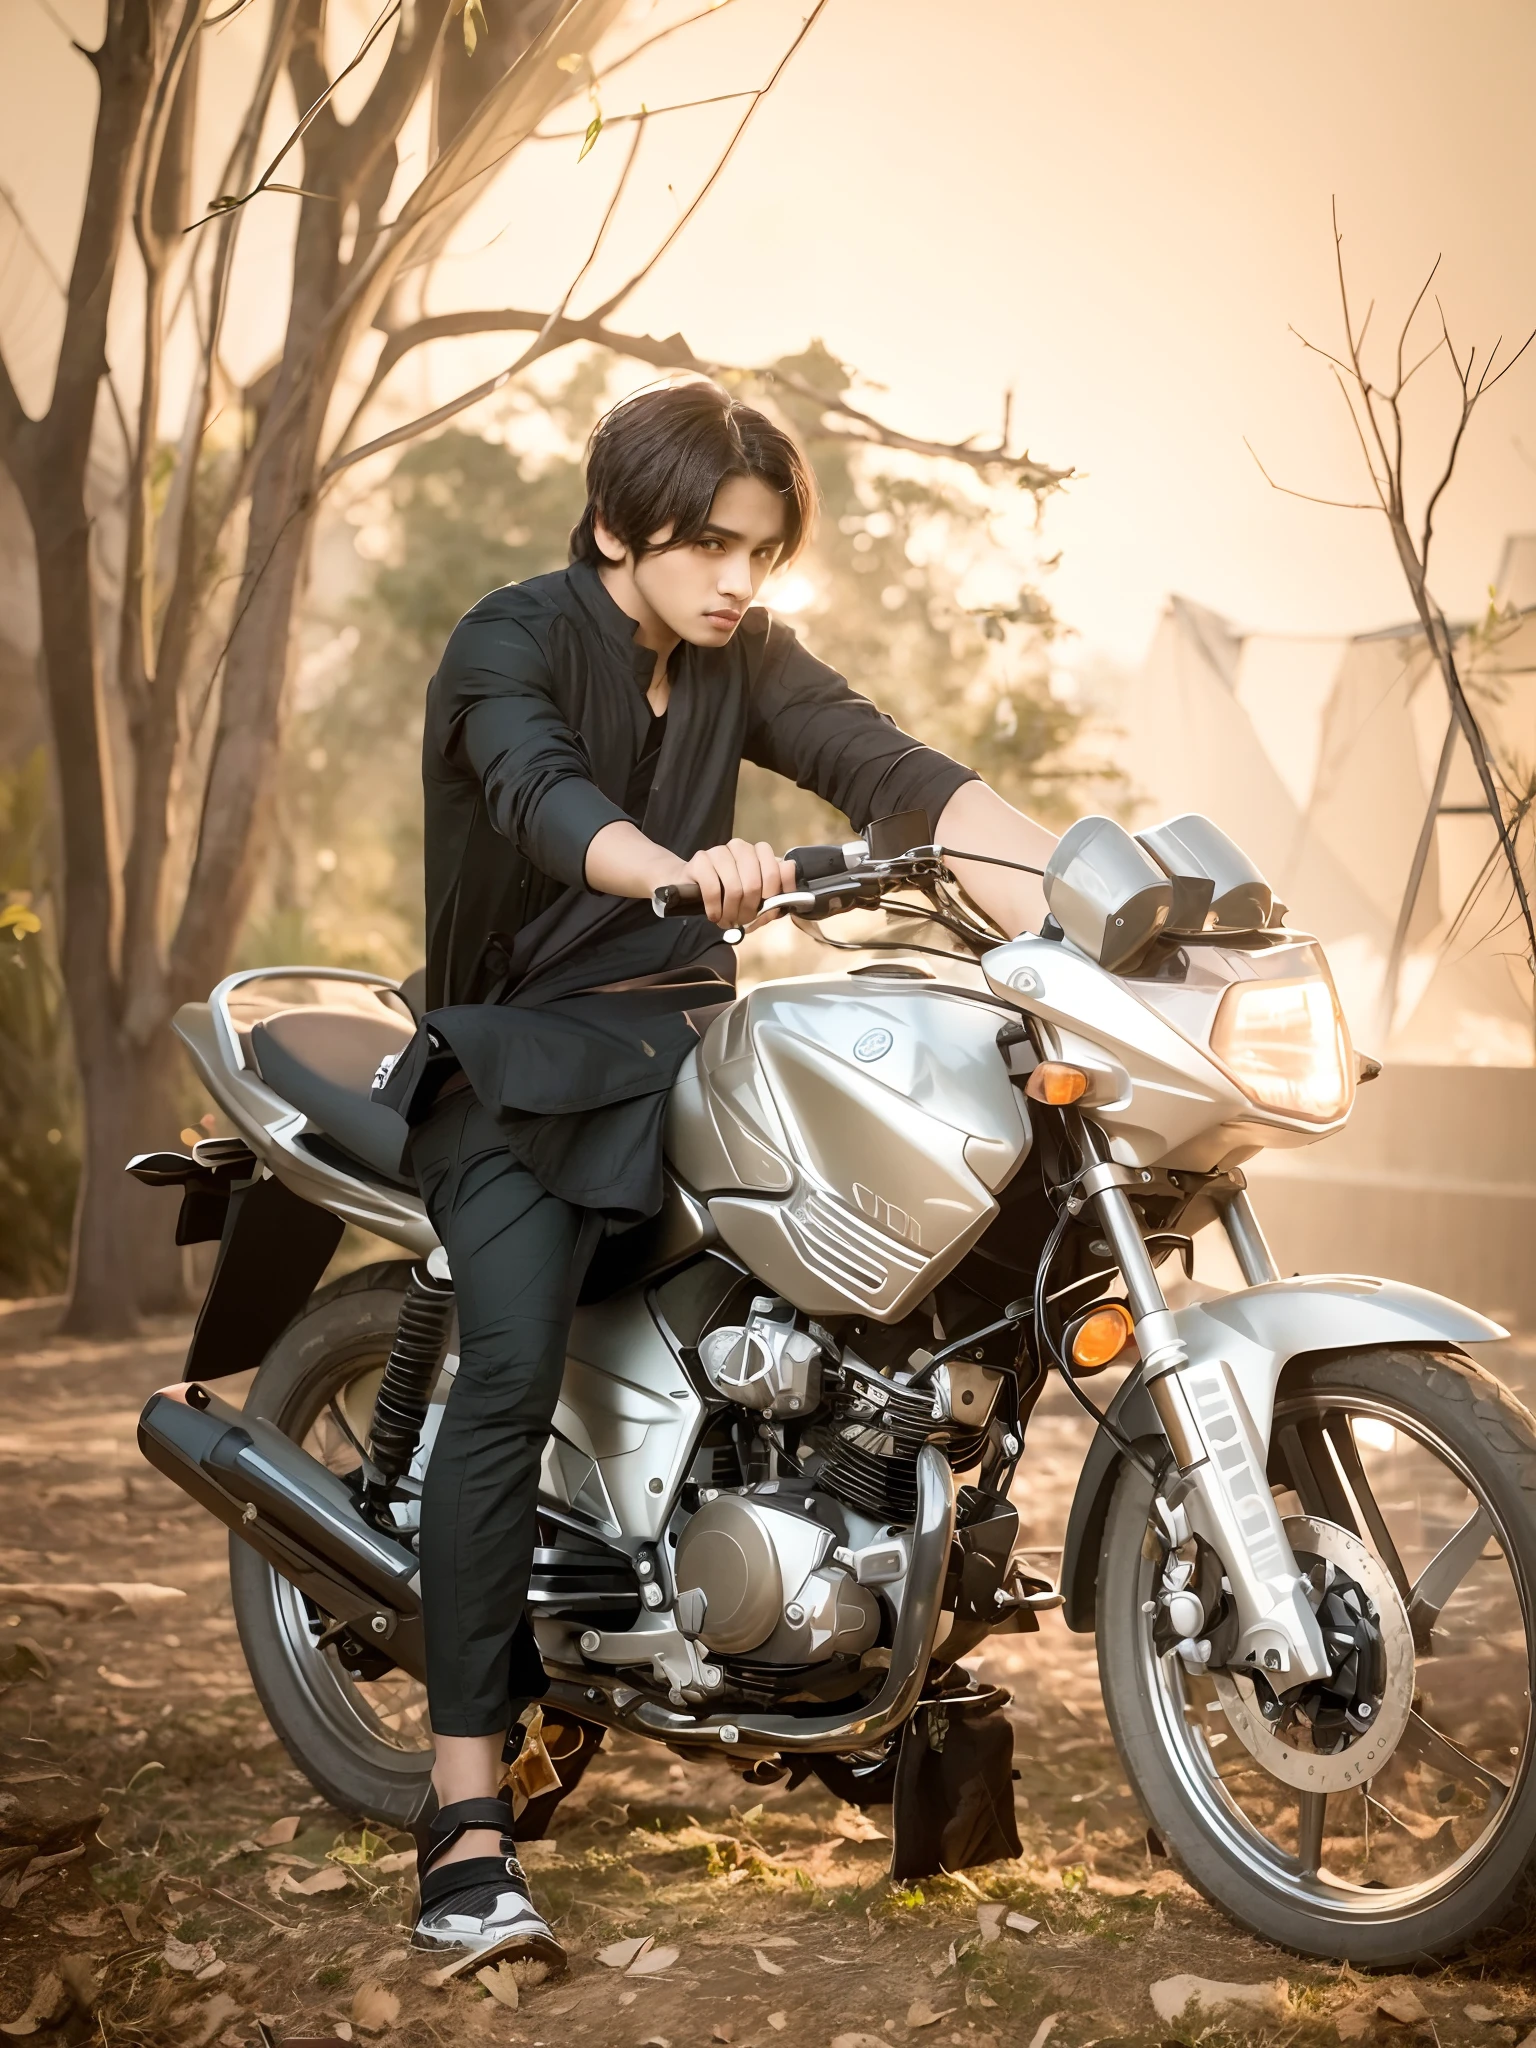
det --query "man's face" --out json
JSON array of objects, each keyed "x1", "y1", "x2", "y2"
[{"x1": 599, "y1": 473, "x2": 789, "y2": 648}]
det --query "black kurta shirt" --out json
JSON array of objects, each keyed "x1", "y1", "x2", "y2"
[{"x1": 379, "y1": 560, "x2": 976, "y2": 1219}]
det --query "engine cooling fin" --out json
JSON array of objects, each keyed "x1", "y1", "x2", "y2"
[{"x1": 812, "y1": 1374, "x2": 988, "y2": 1522}]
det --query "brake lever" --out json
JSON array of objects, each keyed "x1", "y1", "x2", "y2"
[{"x1": 718, "y1": 889, "x2": 817, "y2": 944}]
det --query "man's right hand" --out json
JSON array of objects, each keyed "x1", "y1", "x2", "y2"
[
  {"x1": 585, "y1": 821, "x2": 796, "y2": 929},
  {"x1": 680, "y1": 839, "x2": 797, "y2": 928}
]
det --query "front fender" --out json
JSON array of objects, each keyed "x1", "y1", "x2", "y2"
[{"x1": 1058, "y1": 1274, "x2": 1506, "y2": 1633}]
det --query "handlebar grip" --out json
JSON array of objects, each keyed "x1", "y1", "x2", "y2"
[
  {"x1": 652, "y1": 880, "x2": 705, "y2": 918},
  {"x1": 787, "y1": 840, "x2": 864, "y2": 885}
]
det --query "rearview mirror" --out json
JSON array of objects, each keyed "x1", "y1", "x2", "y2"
[
  {"x1": 1136, "y1": 814, "x2": 1274, "y2": 931},
  {"x1": 864, "y1": 809, "x2": 931, "y2": 860},
  {"x1": 1042, "y1": 817, "x2": 1173, "y2": 971}
]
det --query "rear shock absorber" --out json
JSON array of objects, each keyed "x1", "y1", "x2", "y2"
[{"x1": 363, "y1": 1257, "x2": 455, "y2": 1525}]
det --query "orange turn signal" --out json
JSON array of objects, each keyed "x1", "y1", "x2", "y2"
[
  {"x1": 1024, "y1": 1061, "x2": 1089, "y2": 1106},
  {"x1": 1069, "y1": 1303, "x2": 1135, "y2": 1371}
]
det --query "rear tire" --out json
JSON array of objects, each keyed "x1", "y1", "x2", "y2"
[
  {"x1": 1098, "y1": 1347, "x2": 1536, "y2": 1964},
  {"x1": 228, "y1": 1261, "x2": 435, "y2": 1827}
]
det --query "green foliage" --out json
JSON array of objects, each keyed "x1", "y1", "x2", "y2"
[
  {"x1": 0, "y1": 750, "x2": 80, "y2": 1295},
  {"x1": 735, "y1": 341, "x2": 1089, "y2": 849}
]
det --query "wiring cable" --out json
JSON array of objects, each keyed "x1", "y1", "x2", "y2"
[{"x1": 1033, "y1": 1197, "x2": 1160, "y2": 1484}]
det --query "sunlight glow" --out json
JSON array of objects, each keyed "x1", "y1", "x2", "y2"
[
  {"x1": 767, "y1": 571, "x2": 817, "y2": 615},
  {"x1": 1353, "y1": 1417, "x2": 1396, "y2": 1452}
]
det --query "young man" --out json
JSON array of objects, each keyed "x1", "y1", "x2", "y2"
[{"x1": 379, "y1": 381, "x2": 1056, "y2": 1966}]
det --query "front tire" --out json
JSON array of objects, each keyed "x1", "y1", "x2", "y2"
[
  {"x1": 1098, "y1": 1347, "x2": 1536, "y2": 1964},
  {"x1": 229, "y1": 1260, "x2": 435, "y2": 1827}
]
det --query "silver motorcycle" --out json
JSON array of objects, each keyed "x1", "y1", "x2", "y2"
[{"x1": 133, "y1": 810, "x2": 1535, "y2": 1964}]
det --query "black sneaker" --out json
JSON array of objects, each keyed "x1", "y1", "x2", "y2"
[{"x1": 410, "y1": 1797, "x2": 564, "y2": 1973}]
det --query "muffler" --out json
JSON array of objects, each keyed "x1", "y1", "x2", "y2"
[{"x1": 138, "y1": 1382, "x2": 425, "y2": 1680}]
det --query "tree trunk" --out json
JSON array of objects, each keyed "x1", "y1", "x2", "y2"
[{"x1": 66, "y1": 1028, "x2": 190, "y2": 1334}]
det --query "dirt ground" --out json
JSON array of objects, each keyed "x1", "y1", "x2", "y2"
[{"x1": 3, "y1": 1296, "x2": 1536, "y2": 2048}]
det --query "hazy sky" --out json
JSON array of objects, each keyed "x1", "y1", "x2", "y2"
[{"x1": 6, "y1": 0, "x2": 1535, "y2": 661}]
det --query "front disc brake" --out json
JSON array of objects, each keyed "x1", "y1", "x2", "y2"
[{"x1": 1209, "y1": 1515, "x2": 1415, "y2": 1795}]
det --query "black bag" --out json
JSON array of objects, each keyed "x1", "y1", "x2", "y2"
[{"x1": 890, "y1": 1686, "x2": 1022, "y2": 1880}]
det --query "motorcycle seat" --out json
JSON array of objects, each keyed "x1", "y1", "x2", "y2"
[{"x1": 250, "y1": 1007, "x2": 414, "y2": 1183}]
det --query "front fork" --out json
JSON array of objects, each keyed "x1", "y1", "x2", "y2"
[{"x1": 1079, "y1": 1152, "x2": 1331, "y2": 1687}]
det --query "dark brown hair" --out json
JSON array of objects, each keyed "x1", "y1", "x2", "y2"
[{"x1": 569, "y1": 381, "x2": 815, "y2": 569}]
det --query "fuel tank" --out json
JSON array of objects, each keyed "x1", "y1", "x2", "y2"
[{"x1": 664, "y1": 973, "x2": 1030, "y2": 1321}]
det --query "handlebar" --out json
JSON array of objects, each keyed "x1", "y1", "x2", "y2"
[
  {"x1": 648, "y1": 834, "x2": 1034, "y2": 954},
  {"x1": 652, "y1": 839, "x2": 870, "y2": 921}
]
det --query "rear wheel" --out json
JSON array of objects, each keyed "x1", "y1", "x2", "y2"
[
  {"x1": 228, "y1": 1261, "x2": 436, "y2": 1826},
  {"x1": 1098, "y1": 1347, "x2": 1536, "y2": 1964}
]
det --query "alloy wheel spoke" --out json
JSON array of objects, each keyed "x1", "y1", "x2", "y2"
[
  {"x1": 323, "y1": 1396, "x2": 369, "y2": 1466},
  {"x1": 1322, "y1": 1411, "x2": 1412, "y2": 1601},
  {"x1": 1407, "y1": 1508, "x2": 1493, "y2": 1653},
  {"x1": 1397, "y1": 1708, "x2": 1510, "y2": 1810},
  {"x1": 1273, "y1": 1417, "x2": 1355, "y2": 1525},
  {"x1": 1295, "y1": 1789, "x2": 1326, "y2": 1877}
]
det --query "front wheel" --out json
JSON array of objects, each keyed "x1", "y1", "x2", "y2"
[{"x1": 1098, "y1": 1347, "x2": 1536, "y2": 1964}]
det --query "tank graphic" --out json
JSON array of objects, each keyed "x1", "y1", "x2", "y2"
[{"x1": 664, "y1": 976, "x2": 1030, "y2": 1321}]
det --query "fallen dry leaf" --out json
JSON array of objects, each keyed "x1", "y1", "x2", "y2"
[
  {"x1": 628, "y1": 1946, "x2": 679, "y2": 1977},
  {"x1": 1378, "y1": 1989, "x2": 1430, "y2": 2025},
  {"x1": 906, "y1": 2000, "x2": 953, "y2": 2029},
  {"x1": 1005, "y1": 1910, "x2": 1040, "y2": 1936},
  {"x1": 351, "y1": 1982, "x2": 399, "y2": 2032},
  {"x1": 421, "y1": 1953, "x2": 486, "y2": 1989},
  {"x1": 768, "y1": 2018, "x2": 787, "y2": 2034},
  {"x1": 210, "y1": 1840, "x2": 262, "y2": 1866},
  {"x1": 1466, "y1": 2007, "x2": 1502, "y2": 2025},
  {"x1": 163, "y1": 1938, "x2": 218, "y2": 1976},
  {"x1": 54, "y1": 1912, "x2": 110, "y2": 1938},
  {"x1": 0, "y1": 1581, "x2": 184, "y2": 1620},
  {"x1": 830, "y1": 1806, "x2": 888, "y2": 1843},
  {"x1": 0, "y1": 1643, "x2": 49, "y2": 1685},
  {"x1": 117, "y1": 1901, "x2": 145, "y2": 1942},
  {"x1": 56, "y1": 1956, "x2": 101, "y2": 2013},
  {"x1": 97, "y1": 1666, "x2": 160, "y2": 1691},
  {"x1": 372, "y1": 1849, "x2": 415, "y2": 1874},
  {"x1": 754, "y1": 1949, "x2": 787, "y2": 1977},
  {"x1": 255, "y1": 1817, "x2": 300, "y2": 1847},
  {"x1": 712, "y1": 2026, "x2": 734, "y2": 2044},
  {"x1": 476, "y1": 1963, "x2": 520, "y2": 2010},
  {"x1": 0, "y1": 1974, "x2": 69, "y2": 2038},
  {"x1": 976, "y1": 1903, "x2": 1005, "y2": 1946},
  {"x1": 282, "y1": 1864, "x2": 351, "y2": 1896},
  {"x1": 184, "y1": 1993, "x2": 243, "y2": 2048},
  {"x1": 597, "y1": 1935, "x2": 652, "y2": 1971},
  {"x1": 1336, "y1": 2008, "x2": 1374, "y2": 2043},
  {"x1": 100, "y1": 1582, "x2": 188, "y2": 1618},
  {"x1": 1025, "y1": 2018, "x2": 1060, "y2": 2048},
  {"x1": 1150, "y1": 1977, "x2": 1289, "y2": 2025}
]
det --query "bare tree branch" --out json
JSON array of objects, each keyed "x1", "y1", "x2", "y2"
[
  {"x1": 588, "y1": 0, "x2": 830, "y2": 326},
  {"x1": 1242, "y1": 435, "x2": 1376, "y2": 512},
  {"x1": 329, "y1": 100, "x2": 649, "y2": 463},
  {"x1": 537, "y1": 85, "x2": 756, "y2": 137},
  {"x1": 323, "y1": 301, "x2": 1074, "y2": 492},
  {"x1": 183, "y1": 0, "x2": 403, "y2": 231}
]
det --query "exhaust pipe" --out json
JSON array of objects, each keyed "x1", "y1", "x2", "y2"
[{"x1": 139, "y1": 1383, "x2": 425, "y2": 1680}]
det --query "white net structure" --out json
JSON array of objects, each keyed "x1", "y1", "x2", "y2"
[{"x1": 1121, "y1": 542, "x2": 1536, "y2": 1069}]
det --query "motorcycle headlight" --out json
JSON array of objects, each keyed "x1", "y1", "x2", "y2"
[{"x1": 1209, "y1": 975, "x2": 1353, "y2": 1121}]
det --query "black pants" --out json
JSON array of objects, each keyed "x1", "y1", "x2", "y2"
[{"x1": 409, "y1": 1088, "x2": 601, "y2": 1738}]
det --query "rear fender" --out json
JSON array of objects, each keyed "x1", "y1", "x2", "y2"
[{"x1": 1059, "y1": 1275, "x2": 1506, "y2": 1633}]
